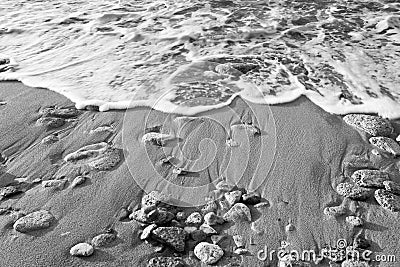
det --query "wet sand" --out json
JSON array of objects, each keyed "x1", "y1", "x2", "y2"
[{"x1": 0, "y1": 81, "x2": 399, "y2": 267}]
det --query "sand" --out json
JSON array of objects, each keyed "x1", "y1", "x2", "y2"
[{"x1": 0, "y1": 81, "x2": 399, "y2": 267}]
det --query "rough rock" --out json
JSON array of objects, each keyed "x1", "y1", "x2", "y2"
[
  {"x1": 13, "y1": 210, "x2": 55, "y2": 233},
  {"x1": 223, "y1": 203, "x2": 252, "y2": 222},
  {"x1": 341, "y1": 259, "x2": 370, "y2": 267},
  {"x1": 147, "y1": 256, "x2": 185, "y2": 267},
  {"x1": 40, "y1": 107, "x2": 80, "y2": 118},
  {"x1": 185, "y1": 212, "x2": 202, "y2": 225},
  {"x1": 203, "y1": 212, "x2": 224, "y2": 226},
  {"x1": 130, "y1": 208, "x2": 174, "y2": 225},
  {"x1": 201, "y1": 201, "x2": 218, "y2": 214},
  {"x1": 345, "y1": 216, "x2": 363, "y2": 227},
  {"x1": 175, "y1": 211, "x2": 186, "y2": 221},
  {"x1": 152, "y1": 227, "x2": 186, "y2": 252},
  {"x1": 336, "y1": 182, "x2": 372, "y2": 200},
  {"x1": 323, "y1": 205, "x2": 347, "y2": 217},
  {"x1": 383, "y1": 181, "x2": 400, "y2": 195},
  {"x1": 351, "y1": 170, "x2": 389, "y2": 188},
  {"x1": 217, "y1": 198, "x2": 232, "y2": 213},
  {"x1": 142, "y1": 190, "x2": 168, "y2": 209},
  {"x1": 183, "y1": 226, "x2": 197, "y2": 234},
  {"x1": 374, "y1": 189, "x2": 400, "y2": 212},
  {"x1": 224, "y1": 190, "x2": 242, "y2": 207},
  {"x1": 36, "y1": 117, "x2": 65, "y2": 129},
  {"x1": 369, "y1": 137, "x2": 400, "y2": 156},
  {"x1": 242, "y1": 191, "x2": 262, "y2": 205},
  {"x1": 70, "y1": 176, "x2": 86, "y2": 188},
  {"x1": 0, "y1": 185, "x2": 21, "y2": 198},
  {"x1": 215, "y1": 181, "x2": 234, "y2": 192},
  {"x1": 69, "y1": 243, "x2": 94, "y2": 257},
  {"x1": 194, "y1": 242, "x2": 224, "y2": 264},
  {"x1": 141, "y1": 132, "x2": 171, "y2": 146},
  {"x1": 91, "y1": 233, "x2": 116, "y2": 247},
  {"x1": 140, "y1": 224, "x2": 157, "y2": 240},
  {"x1": 190, "y1": 230, "x2": 207, "y2": 242},
  {"x1": 343, "y1": 114, "x2": 393, "y2": 136},
  {"x1": 199, "y1": 224, "x2": 217, "y2": 235},
  {"x1": 42, "y1": 179, "x2": 66, "y2": 189}
]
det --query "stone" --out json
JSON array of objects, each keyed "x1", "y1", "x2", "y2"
[
  {"x1": 13, "y1": 210, "x2": 55, "y2": 233},
  {"x1": 343, "y1": 114, "x2": 393, "y2": 136},
  {"x1": 91, "y1": 233, "x2": 116, "y2": 247},
  {"x1": 234, "y1": 248, "x2": 249, "y2": 255},
  {"x1": 183, "y1": 226, "x2": 197, "y2": 234},
  {"x1": 341, "y1": 259, "x2": 370, "y2": 267},
  {"x1": 383, "y1": 181, "x2": 400, "y2": 195},
  {"x1": 374, "y1": 189, "x2": 400, "y2": 212},
  {"x1": 323, "y1": 205, "x2": 347, "y2": 217},
  {"x1": 175, "y1": 211, "x2": 186, "y2": 221},
  {"x1": 254, "y1": 201, "x2": 269, "y2": 208},
  {"x1": 0, "y1": 185, "x2": 21, "y2": 198},
  {"x1": 87, "y1": 147, "x2": 120, "y2": 171},
  {"x1": 70, "y1": 176, "x2": 86, "y2": 188},
  {"x1": 242, "y1": 191, "x2": 262, "y2": 205},
  {"x1": 41, "y1": 134, "x2": 59, "y2": 144},
  {"x1": 211, "y1": 235, "x2": 226, "y2": 245},
  {"x1": 351, "y1": 170, "x2": 389, "y2": 188},
  {"x1": 336, "y1": 182, "x2": 372, "y2": 200},
  {"x1": 129, "y1": 208, "x2": 148, "y2": 223},
  {"x1": 142, "y1": 191, "x2": 168, "y2": 209},
  {"x1": 369, "y1": 137, "x2": 400, "y2": 156},
  {"x1": 40, "y1": 107, "x2": 80, "y2": 118},
  {"x1": 194, "y1": 242, "x2": 224, "y2": 265},
  {"x1": 217, "y1": 198, "x2": 232, "y2": 213},
  {"x1": 147, "y1": 256, "x2": 185, "y2": 267},
  {"x1": 215, "y1": 181, "x2": 234, "y2": 192},
  {"x1": 190, "y1": 230, "x2": 207, "y2": 242},
  {"x1": 153, "y1": 245, "x2": 165, "y2": 253},
  {"x1": 152, "y1": 227, "x2": 186, "y2": 252},
  {"x1": 36, "y1": 117, "x2": 65, "y2": 129},
  {"x1": 223, "y1": 203, "x2": 252, "y2": 222},
  {"x1": 224, "y1": 190, "x2": 242, "y2": 207},
  {"x1": 141, "y1": 132, "x2": 171, "y2": 146},
  {"x1": 233, "y1": 235, "x2": 244, "y2": 248},
  {"x1": 42, "y1": 179, "x2": 66, "y2": 189},
  {"x1": 147, "y1": 209, "x2": 175, "y2": 225},
  {"x1": 201, "y1": 201, "x2": 218, "y2": 214},
  {"x1": 346, "y1": 216, "x2": 363, "y2": 227},
  {"x1": 199, "y1": 224, "x2": 217, "y2": 235},
  {"x1": 185, "y1": 212, "x2": 202, "y2": 225},
  {"x1": 69, "y1": 243, "x2": 94, "y2": 257},
  {"x1": 203, "y1": 212, "x2": 224, "y2": 226},
  {"x1": 140, "y1": 224, "x2": 157, "y2": 240}
]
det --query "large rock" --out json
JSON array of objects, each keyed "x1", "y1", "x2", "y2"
[
  {"x1": 369, "y1": 137, "x2": 400, "y2": 156},
  {"x1": 374, "y1": 189, "x2": 400, "y2": 212},
  {"x1": 70, "y1": 243, "x2": 94, "y2": 257},
  {"x1": 147, "y1": 256, "x2": 185, "y2": 267},
  {"x1": 351, "y1": 170, "x2": 389, "y2": 188},
  {"x1": 343, "y1": 114, "x2": 393, "y2": 136},
  {"x1": 223, "y1": 203, "x2": 252, "y2": 222},
  {"x1": 336, "y1": 182, "x2": 372, "y2": 200},
  {"x1": 194, "y1": 242, "x2": 224, "y2": 264},
  {"x1": 152, "y1": 227, "x2": 186, "y2": 252},
  {"x1": 13, "y1": 210, "x2": 55, "y2": 233}
]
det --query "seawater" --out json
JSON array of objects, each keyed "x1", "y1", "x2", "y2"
[{"x1": 0, "y1": 0, "x2": 400, "y2": 118}]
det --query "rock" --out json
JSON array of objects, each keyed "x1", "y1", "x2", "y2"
[
  {"x1": 194, "y1": 242, "x2": 224, "y2": 264},
  {"x1": 185, "y1": 212, "x2": 202, "y2": 225},
  {"x1": 153, "y1": 244, "x2": 165, "y2": 253},
  {"x1": 242, "y1": 191, "x2": 261, "y2": 205},
  {"x1": 147, "y1": 209, "x2": 175, "y2": 225},
  {"x1": 140, "y1": 224, "x2": 157, "y2": 240},
  {"x1": 152, "y1": 227, "x2": 186, "y2": 252},
  {"x1": 147, "y1": 256, "x2": 185, "y2": 267},
  {"x1": 341, "y1": 259, "x2": 370, "y2": 267},
  {"x1": 211, "y1": 235, "x2": 226, "y2": 245},
  {"x1": 323, "y1": 205, "x2": 347, "y2": 217},
  {"x1": 175, "y1": 211, "x2": 186, "y2": 221},
  {"x1": 13, "y1": 210, "x2": 55, "y2": 233},
  {"x1": 215, "y1": 181, "x2": 234, "y2": 192},
  {"x1": 190, "y1": 230, "x2": 207, "y2": 242},
  {"x1": 87, "y1": 147, "x2": 120, "y2": 171},
  {"x1": 201, "y1": 201, "x2": 218, "y2": 214},
  {"x1": 129, "y1": 208, "x2": 148, "y2": 223},
  {"x1": 199, "y1": 224, "x2": 217, "y2": 235},
  {"x1": 40, "y1": 107, "x2": 80, "y2": 118},
  {"x1": 70, "y1": 176, "x2": 86, "y2": 188},
  {"x1": 41, "y1": 134, "x2": 59, "y2": 144},
  {"x1": 336, "y1": 182, "x2": 372, "y2": 200},
  {"x1": 383, "y1": 181, "x2": 400, "y2": 195},
  {"x1": 203, "y1": 212, "x2": 224, "y2": 226},
  {"x1": 217, "y1": 198, "x2": 232, "y2": 213},
  {"x1": 0, "y1": 185, "x2": 21, "y2": 198},
  {"x1": 343, "y1": 114, "x2": 393, "y2": 136},
  {"x1": 36, "y1": 117, "x2": 65, "y2": 129},
  {"x1": 223, "y1": 203, "x2": 252, "y2": 222},
  {"x1": 374, "y1": 189, "x2": 400, "y2": 212},
  {"x1": 369, "y1": 137, "x2": 400, "y2": 156},
  {"x1": 141, "y1": 132, "x2": 171, "y2": 146},
  {"x1": 42, "y1": 179, "x2": 66, "y2": 189},
  {"x1": 170, "y1": 220, "x2": 183, "y2": 228},
  {"x1": 142, "y1": 191, "x2": 168, "y2": 209},
  {"x1": 234, "y1": 248, "x2": 249, "y2": 255},
  {"x1": 351, "y1": 170, "x2": 389, "y2": 188},
  {"x1": 224, "y1": 190, "x2": 242, "y2": 207},
  {"x1": 346, "y1": 216, "x2": 363, "y2": 227},
  {"x1": 254, "y1": 201, "x2": 269, "y2": 208},
  {"x1": 69, "y1": 243, "x2": 94, "y2": 257},
  {"x1": 233, "y1": 234, "x2": 244, "y2": 248},
  {"x1": 183, "y1": 226, "x2": 197, "y2": 234},
  {"x1": 91, "y1": 233, "x2": 116, "y2": 247}
]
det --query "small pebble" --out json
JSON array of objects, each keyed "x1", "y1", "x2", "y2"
[{"x1": 199, "y1": 224, "x2": 217, "y2": 235}]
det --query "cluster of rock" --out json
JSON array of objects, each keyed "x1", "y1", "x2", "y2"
[
  {"x1": 36, "y1": 107, "x2": 80, "y2": 130},
  {"x1": 127, "y1": 185, "x2": 264, "y2": 266}
]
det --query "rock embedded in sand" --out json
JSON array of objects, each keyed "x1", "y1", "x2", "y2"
[
  {"x1": 70, "y1": 176, "x2": 86, "y2": 188},
  {"x1": 204, "y1": 212, "x2": 224, "y2": 226},
  {"x1": 36, "y1": 117, "x2": 65, "y2": 129},
  {"x1": 69, "y1": 243, "x2": 94, "y2": 257},
  {"x1": 147, "y1": 209, "x2": 175, "y2": 225},
  {"x1": 341, "y1": 259, "x2": 370, "y2": 267},
  {"x1": 147, "y1": 256, "x2": 185, "y2": 267},
  {"x1": 223, "y1": 203, "x2": 252, "y2": 222},
  {"x1": 142, "y1": 190, "x2": 168, "y2": 209},
  {"x1": 374, "y1": 189, "x2": 400, "y2": 212},
  {"x1": 369, "y1": 137, "x2": 400, "y2": 156},
  {"x1": 13, "y1": 210, "x2": 55, "y2": 233},
  {"x1": 152, "y1": 227, "x2": 186, "y2": 252},
  {"x1": 351, "y1": 170, "x2": 389, "y2": 188},
  {"x1": 185, "y1": 212, "x2": 203, "y2": 225},
  {"x1": 91, "y1": 233, "x2": 116, "y2": 247},
  {"x1": 224, "y1": 190, "x2": 242, "y2": 207},
  {"x1": 0, "y1": 185, "x2": 21, "y2": 198},
  {"x1": 323, "y1": 205, "x2": 347, "y2": 217},
  {"x1": 383, "y1": 181, "x2": 400, "y2": 195},
  {"x1": 336, "y1": 182, "x2": 372, "y2": 200},
  {"x1": 346, "y1": 216, "x2": 363, "y2": 227},
  {"x1": 242, "y1": 191, "x2": 262, "y2": 205},
  {"x1": 343, "y1": 114, "x2": 393, "y2": 137},
  {"x1": 194, "y1": 242, "x2": 224, "y2": 265}
]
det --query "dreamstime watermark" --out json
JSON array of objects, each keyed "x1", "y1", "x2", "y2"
[
  {"x1": 257, "y1": 239, "x2": 397, "y2": 264},
  {"x1": 122, "y1": 64, "x2": 277, "y2": 207}
]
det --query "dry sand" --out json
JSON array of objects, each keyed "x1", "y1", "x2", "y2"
[{"x1": 0, "y1": 81, "x2": 399, "y2": 266}]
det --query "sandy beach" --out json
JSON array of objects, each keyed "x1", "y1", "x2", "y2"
[{"x1": 0, "y1": 81, "x2": 399, "y2": 266}]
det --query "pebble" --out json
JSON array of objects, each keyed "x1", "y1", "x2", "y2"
[
  {"x1": 369, "y1": 137, "x2": 400, "y2": 156},
  {"x1": 185, "y1": 212, "x2": 202, "y2": 225},
  {"x1": 341, "y1": 259, "x2": 370, "y2": 267},
  {"x1": 140, "y1": 224, "x2": 157, "y2": 240},
  {"x1": 224, "y1": 190, "x2": 242, "y2": 207},
  {"x1": 142, "y1": 190, "x2": 169, "y2": 209},
  {"x1": 152, "y1": 227, "x2": 186, "y2": 252},
  {"x1": 234, "y1": 248, "x2": 249, "y2": 255},
  {"x1": 323, "y1": 205, "x2": 348, "y2": 217},
  {"x1": 91, "y1": 233, "x2": 116, "y2": 247},
  {"x1": 87, "y1": 147, "x2": 120, "y2": 171},
  {"x1": 141, "y1": 132, "x2": 170, "y2": 146},
  {"x1": 346, "y1": 216, "x2": 363, "y2": 227},
  {"x1": 217, "y1": 198, "x2": 232, "y2": 213},
  {"x1": 199, "y1": 224, "x2": 217, "y2": 235},
  {"x1": 233, "y1": 234, "x2": 244, "y2": 248},
  {"x1": 147, "y1": 256, "x2": 185, "y2": 267},
  {"x1": 374, "y1": 189, "x2": 400, "y2": 212},
  {"x1": 254, "y1": 201, "x2": 269, "y2": 209},
  {"x1": 70, "y1": 176, "x2": 86, "y2": 188},
  {"x1": 336, "y1": 182, "x2": 372, "y2": 200},
  {"x1": 0, "y1": 185, "x2": 21, "y2": 198},
  {"x1": 203, "y1": 212, "x2": 224, "y2": 226},
  {"x1": 383, "y1": 181, "x2": 400, "y2": 195},
  {"x1": 194, "y1": 242, "x2": 224, "y2": 264},
  {"x1": 351, "y1": 169, "x2": 389, "y2": 188},
  {"x1": 147, "y1": 209, "x2": 175, "y2": 225},
  {"x1": 215, "y1": 181, "x2": 235, "y2": 192},
  {"x1": 223, "y1": 203, "x2": 252, "y2": 222},
  {"x1": 343, "y1": 114, "x2": 393, "y2": 136},
  {"x1": 42, "y1": 179, "x2": 66, "y2": 189},
  {"x1": 242, "y1": 191, "x2": 262, "y2": 205},
  {"x1": 69, "y1": 243, "x2": 94, "y2": 257},
  {"x1": 13, "y1": 210, "x2": 55, "y2": 233},
  {"x1": 36, "y1": 117, "x2": 65, "y2": 129},
  {"x1": 175, "y1": 211, "x2": 186, "y2": 221}
]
